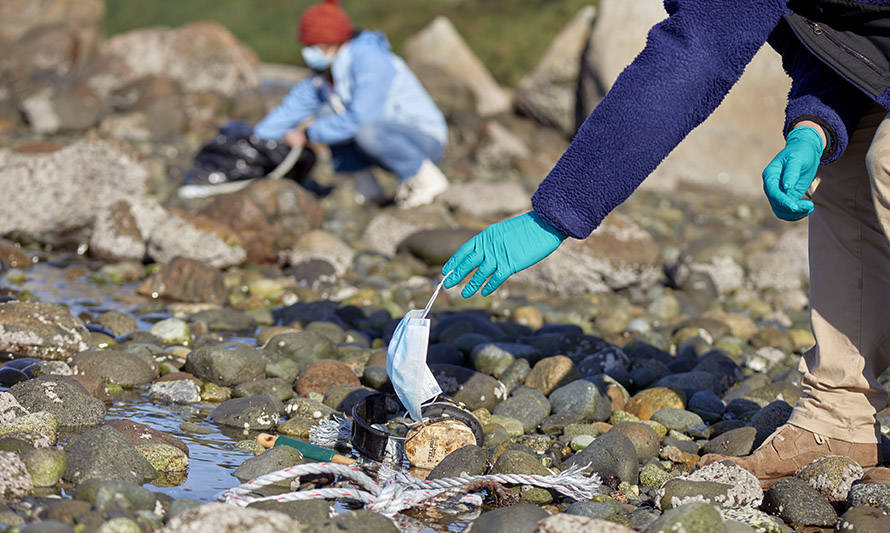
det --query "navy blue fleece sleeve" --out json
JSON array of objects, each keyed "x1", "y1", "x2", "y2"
[
  {"x1": 532, "y1": 0, "x2": 789, "y2": 239},
  {"x1": 768, "y1": 22, "x2": 869, "y2": 164}
]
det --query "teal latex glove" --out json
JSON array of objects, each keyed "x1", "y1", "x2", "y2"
[
  {"x1": 762, "y1": 126, "x2": 824, "y2": 221},
  {"x1": 443, "y1": 211, "x2": 566, "y2": 298}
]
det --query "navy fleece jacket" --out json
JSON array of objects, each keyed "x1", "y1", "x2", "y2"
[{"x1": 532, "y1": 0, "x2": 876, "y2": 240}]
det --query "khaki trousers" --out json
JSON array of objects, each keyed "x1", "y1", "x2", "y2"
[{"x1": 787, "y1": 105, "x2": 890, "y2": 444}]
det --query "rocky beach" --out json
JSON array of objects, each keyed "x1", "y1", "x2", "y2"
[{"x1": 1, "y1": 1, "x2": 888, "y2": 532}]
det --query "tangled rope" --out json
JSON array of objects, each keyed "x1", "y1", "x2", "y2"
[{"x1": 220, "y1": 461, "x2": 602, "y2": 517}]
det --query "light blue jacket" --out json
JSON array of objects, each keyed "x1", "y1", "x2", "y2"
[{"x1": 253, "y1": 31, "x2": 447, "y2": 147}]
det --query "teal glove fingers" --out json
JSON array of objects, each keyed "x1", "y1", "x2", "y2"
[
  {"x1": 442, "y1": 211, "x2": 566, "y2": 298},
  {"x1": 762, "y1": 126, "x2": 822, "y2": 222}
]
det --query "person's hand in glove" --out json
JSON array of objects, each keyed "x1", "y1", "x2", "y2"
[
  {"x1": 442, "y1": 211, "x2": 566, "y2": 298},
  {"x1": 762, "y1": 124, "x2": 825, "y2": 221}
]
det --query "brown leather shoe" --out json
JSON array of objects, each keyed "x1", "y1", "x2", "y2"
[{"x1": 699, "y1": 424, "x2": 879, "y2": 489}]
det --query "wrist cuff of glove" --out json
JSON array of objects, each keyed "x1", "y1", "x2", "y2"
[
  {"x1": 529, "y1": 210, "x2": 567, "y2": 241},
  {"x1": 789, "y1": 116, "x2": 836, "y2": 162}
]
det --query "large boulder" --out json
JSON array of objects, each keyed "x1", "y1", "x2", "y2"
[
  {"x1": 362, "y1": 206, "x2": 455, "y2": 257},
  {"x1": 0, "y1": 140, "x2": 147, "y2": 240},
  {"x1": 86, "y1": 22, "x2": 259, "y2": 98},
  {"x1": 578, "y1": 0, "x2": 789, "y2": 196},
  {"x1": 0, "y1": 0, "x2": 104, "y2": 64},
  {"x1": 91, "y1": 198, "x2": 246, "y2": 268},
  {"x1": 515, "y1": 6, "x2": 597, "y2": 135},
  {"x1": 9, "y1": 376, "x2": 106, "y2": 429},
  {"x1": 403, "y1": 17, "x2": 511, "y2": 117},
  {"x1": 198, "y1": 178, "x2": 324, "y2": 264},
  {"x1": 438, "y1": 180, "x2": 531, "y2": 220},
  {"x1": 514, "y1": 212, "x2": 660, "y2": 294},
  {"x1": 0, "y1": 302, "x2": 89, "y2": 360},
  {"x1": 747, "y1": 225, "x2": 809, "y2": 291},
  {"x1": 63, "y1": 425, "x2": 156, "y2": 485}
]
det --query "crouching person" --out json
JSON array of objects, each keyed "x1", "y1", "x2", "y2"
[{"x1": 254, "y1": 0, "x2": 449, "y2": 207}]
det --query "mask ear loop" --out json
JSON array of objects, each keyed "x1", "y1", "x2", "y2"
[{"x1": 421, "y1": 271, "x2": 451, "y2": 320}]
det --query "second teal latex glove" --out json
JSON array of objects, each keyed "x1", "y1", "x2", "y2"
[
  {"x1": 762, "y1": 126, "x2": 824, "y2": 221},
  {"x1": 443, "y1": 211, "x2": 566, "y2": 298}
]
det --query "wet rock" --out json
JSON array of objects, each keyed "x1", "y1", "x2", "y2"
[
  {"x1": 525, "y1": 356, "x2": 580, "y2": 396},
  {"x1": 431, "y1": 364, "x2": 506, "y2": 411},
  {"x1": 21, "y1": 447, "x2": 66, "y2": 487},
  {"x1": 138, "y1": 257, "x2": 226, "y2": 304},
  {"x1": 0, "y1": 140, "x2": 147, "y2": 240},
  {"x1": 0, "y1": 302, "x2": 89, "y2": 360},
  {"x1": 466, "y1": 503, "x2": 549, "y2": 533},
  {"x1": 490, "y1": 450, "x2": 551, "y2": 476},
  {"x1": 439, "y1": 182, "x2": 531, "y2": 220},
  {"x1": 95, "y1": 312, "x2": 138, "y2": 338},
  {"x1": 159, "y1": 502, "x2": 298, "y2": 533},
  {"x1": 650, "y1": 408, "x2": 704, "y2": 434},
  {"x1": 247, "y1": 500, "x2": 330, "y2": 527},
  {"x1": 71, "y1": 350, "x2": 155, "y2": 387},
  {"x1": 322, "y1": 385, "x2": 375, "y2": 413},
  {"x1": 836, "y1": 505, "x2": 888, "y2": 533},
  {"x1": 761, "y1": 477, "x2": 837, "y2": 528},
  {"x1": 0, "y1": 411, "x2": 59, "y2": 447},
  {"x1": 428, "y1": 445, "x2": 488, "y2": 479},
  {"x1": 609, "y1": 422, "x2": 660, "y2": 460},
  {"x1": 284, "y1": 397, "x2": 335, "y2": 420},
  {"x1": 197, "y1": 179, "x2": 323, "y2": 264},
  {"x1": 625, "y1": 387, "x2": 685, "y2": 420},
  {"x1": 514, "y1": 6, "x2": 596, "y2": 135},
  {"x1": 233, "y1": 446, "x2": 303, "y2": 486},
  {"x1": 188, "y1": 308, "x2": 257, "y2": 332},
  {"x1": 295, "y1": 360, "x2": 360, "y2": 397},
  {"x1": 63, "y1": 425, "x2": 156, "y2": 485},
  {"x1": 105, "y1": 419, "x2": 189, "y2": 456},
  {"x1": 233, "y1": 378, "x2": 294, "y2": 402},
  {"x1": 403, "y1": 16, "x2": 511, "y2": 117},
  {"x1": 139, "y1": 443, "x2": 188, "y2": 474},
  {"x1": 701, "y1": 427, "x2": 756, "y2": 457},
  {"x1": 548, "y1": 379, "x2": 611, "y2": 422},
  {"x1": 208, "y1": 395, "x2": 284, "y2": 430},
  {"x1": 263, "y1": 331, "x2": 337, "y2": 372},
  {"x1": 576, "y1": 345, "x2": 631, "y2": 377},
  {"x1": 185, "y1": 343, "x2": 266, "y2": 386},
  {"x1": 0, "y1": 451, "x2": 32, "y2": 503},
  {"x1": 643, "y1": 501, "x2": 726, "y2": 533},
  {"x1": 10, "y1": 376, "x2": 105, "y2": 429},
  {"x1": 472, "y1": 343, "x2": 530, "y2": 376},
  {"x1": 849, "y1": 483, "x2": 890, "y2": 512},
  {"x1": 303, "y1": 509, "x2": 398, "y2": 533},
  {"x1": 795, "y1": 454, "x2": 864, "y2": 502},
  {"x1": 565, "y1": 500, "x2": 619, "y2": 520},
  {"x1": 514, "y1": 213, "x2": 660, "y2": 294},
  {"x1": 0, "y1": 240, "x2": 34, "y2": 269},
  {"x1": 565, "y1": 431, "x2": 638, "y2": 484},
  {"x1": 148, "y1": 380, "x2": 201, "y2": 405},
  {"x1": 658, "y1": 479, "x2": 734, "y2": 510},
  {"x1": 149, "y1": 318, "x2": 190, "y2": 345}
]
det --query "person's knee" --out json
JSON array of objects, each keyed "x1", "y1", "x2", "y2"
[{"x1": 353, "y1": 123, "x2": 383, "y2": 156}]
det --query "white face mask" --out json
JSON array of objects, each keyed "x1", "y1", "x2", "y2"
[
  {"x1": 385, "y1": 277, "x2": 447, "y2": 423},
  {"x1": 301, "y1": 45, "x2": 336, "y2": 71}
]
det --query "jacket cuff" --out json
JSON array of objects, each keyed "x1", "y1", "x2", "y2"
[{"x1": 786, "y1": 114, "x2": 837, "y2": 163}]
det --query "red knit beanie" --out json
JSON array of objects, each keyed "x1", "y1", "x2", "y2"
[{"x1": 299, "y1": 0, "x2": 354, "y2": 46}]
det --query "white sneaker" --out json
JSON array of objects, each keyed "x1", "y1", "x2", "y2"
[{"x1": 395, "y1": 160, "x2": 449, "y2": 208}]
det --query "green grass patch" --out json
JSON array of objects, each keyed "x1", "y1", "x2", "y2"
[{"x1": 105, "y1": 0, "x2": 596, "y2": 87}]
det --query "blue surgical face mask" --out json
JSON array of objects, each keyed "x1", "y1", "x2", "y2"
[
  {"x1": 302, "y1": 46, "x2": 335, "y2": 71},
  {"x1": 386, "y1": 275, "x2": 448, "y2": 423}
]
